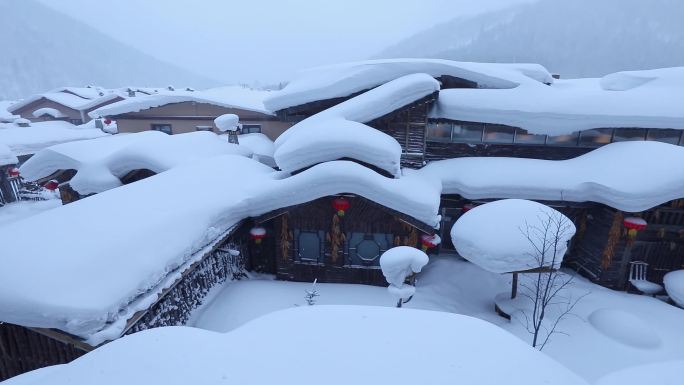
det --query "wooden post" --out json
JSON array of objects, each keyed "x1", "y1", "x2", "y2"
[{"x1": 511, "y1": 272, "x2": 519, "y2": 299}]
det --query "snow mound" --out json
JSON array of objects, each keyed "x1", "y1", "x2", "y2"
[
  {"x1": 214, "y1": 114, "x2": 240, "y2": 132},
  {"x1": 663, "y1": 270, "x2": 684, "y2": 308},
  {"x1": 420, "y1": 141, "x2": 684, "y2": 212},
  {"x1": 0, "y1": 143, "x2": 18, "y2": 166},
  {"x1": 380, "y1": 246, "x2": 429, "y2": 287},
  {"x1": 0, "y1": 121, "x2": 109, "y2": 156},
  {"x1": 274, "y1": 73, "x2": 439, "y2": 176},
  {"x1": 431, "y1": 66, "x2": 684, "y2": 135},
  {"x1": 451, "y1": 199, "x2": 575, "y2": 274},
  {"x1": 265, "y1": 58, "x2": 552, "y2": 111},
  {"x1": 21, "y1": 131, "x2": 252, "y2": 194},
  {"x1": 588, "y1": 308, "x2": 661, "y2": 349},
  {"x1": 32, "y1": 107, "x2": 67, "y2": 119},
  {"x1": 595, "y1": 360, "x2": 684, "y2": 385},
  {"x1": 4, "y1": 306, "x2": 588, "y2": 385}
]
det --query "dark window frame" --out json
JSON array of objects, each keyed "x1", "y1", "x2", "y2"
[{"x1": 151, "y1": 124, "x2": 173, "y2": 135}]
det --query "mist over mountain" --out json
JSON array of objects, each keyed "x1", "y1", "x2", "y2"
[
  {"x1": 377, "y1": 0, "x2": 684, "y2": 78},
  {"x1": 0, "y1": 0, "x2": 220, "y2": 100}
]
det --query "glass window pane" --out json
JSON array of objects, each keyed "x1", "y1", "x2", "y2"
[
  {"x1": 297, "y1": 231, "x2": 321, "y2": 263},
  {"x1": 426, "y1": 123, "x2": 452, "y2": 142},
  {"x1": 451, "y1": 123, "x2": 483, "y2": 143},
  {"x1": 547, "y1": 132, "x2": 579, "y2": 146},
  {"x1": 579, "y1": 128, "x2": 613, "y2": 147},
  {"x1": 515, "y1": 128, "x2": 546, "y2": 144},
  {"x1": 483, "y1": 125, "x2": 514, "y2": 143},
  {"x1": 647, "y1": 129, "x2": 681, "y2": 145},
  {"x1": 613, "y1": 128, "x2": 646, "y2": 142},
  {"x1": 356, "y1": 240, "x2": 381, "y2": 264}
]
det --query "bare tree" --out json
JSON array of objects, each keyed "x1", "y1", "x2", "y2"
[{"x1": 517, "y1": 210, "x2": 587, "y2": 350}]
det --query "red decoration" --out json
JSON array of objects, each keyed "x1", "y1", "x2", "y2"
[
  {"x1": 624, "y1": 217, "x2": 647, "y2": 237},
  {"x1": 249, "y1": 226, "x2": 267, "y2": 244},
  {"x1": 332, "y1": 197, "x2": 350, "y2": 217},
  {"x1": 462, "y1": 203, "x2": 475, "y2": 212},
  {"x1": 103, "y1": 118, "x2": 112, "y2": 125},
  {"x1": 44, "y1": 180, "x2": 59, "y2": 191},
  {"x1": 420, "y1": 234, "x2": 440, "y2": 252},
  {"x1": 8, "y1": 167, "x2": 20, "y2": 178}
]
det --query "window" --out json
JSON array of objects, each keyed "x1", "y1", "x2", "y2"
[
  {"x1": 195, "y1": 125, "x2": 213, "y2": 132},
  {"x1": 613, "y1": 128, "x2": 646, "y2": 142},
  {"x1": 241, "y1": 124, "x2": 261, "y2": 134},
  {"x1": 346, "y1": 233, "x2": 391, "y2": 267},
  {"x1": 579, "y1": 128, "x2": 613, "y2": 147},
  {"x1": 546, "y1": 132, "x2": 579, "y2": 146},
  {"x1": 483, "y1": 125, "x2": 515, "y2": 144},
  {"x1": 646, "y1": 129, "x2": 681, "y2": 145},
  {"x1": 514, "y1": 128, "x2": 547, "y2": 144},
  {"x1": 426, "y1": 123, "x2": 452, "y2": 142},
  {"x1": 68, "y1": 118, "x2": 83, "y2": 125},
  {"x1": 294, "y1": 230, "x2": 324, "y2": 264},
  {"x1": 151, "y1": 124, "x2": 172, "y2": 135},
  {"x1": 451, "y1": 122, "x2": 483, "y2": 143}
]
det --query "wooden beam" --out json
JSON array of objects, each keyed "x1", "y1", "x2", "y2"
[{"x1": 27, "y1": 328, "x2": 94, "y2": 352}]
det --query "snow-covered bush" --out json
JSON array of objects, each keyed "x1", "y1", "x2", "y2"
[
  {"x1": 380, "y1": 246, "x2": 429, "y2": 307},
  {"x1": 214, "y1": 114, "x2": 241, "y2": 132}
]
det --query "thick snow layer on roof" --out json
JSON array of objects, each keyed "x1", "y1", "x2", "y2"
[
  {"x1": 431, "y1": 67, "x2": 684, "y2": 135},
  {"x1": 274, "y1": 73, "x2": 439, "y2": 176},
  {"x1": 0, "y1": 121, "x2": 109, "y2": 156},
  {"x1": 21, "y1": 131, "x2": 252, "y2": 194},
  {"x1": 32, "y1": 107, "x2": 67, "y2": 118},
  {"x1": 452, "y1": 199, "x2": 576, "y2": 274},
  {"x1": 419, "y1": 141, "x2": 684, "y2": 212},
  {"x1": 237, "y1": 133, "x2": 274, "y2": 158},
  {"x1": 89, "y1": 86, "x2": 274, "y2": 118},
  {"x1": 0, "y1": 100, "x2": 18, "y2": 121},
  {"x1": 5, "y1": 306, "x2": 588, "y2": 385},
  {"x1": 264, "y1": 58, "x2": 552, "y2": 111},
  {"x1": 0, "y1": 158, "x2": 439, "y2": 340},
  {"x1": 596, "y1": 361, "x2": 684, "y2": 385},
  {"x1": 0, "y1": 143, "x2": 18, "y2": 166}
]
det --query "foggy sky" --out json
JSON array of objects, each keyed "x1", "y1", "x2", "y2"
[{"x1": 38, "y1": 0, "x2": 534, "y2": 85}]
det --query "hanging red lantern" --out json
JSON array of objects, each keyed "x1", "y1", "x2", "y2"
[
  {"x1": 8, "y1": 167, "x2": 20, "y2": 178},
  {"x1": 420, "y1": 234, "x2": 441, "y2": 252},
  {"x1": 332, "y1": 197, "x2": 350, "y2": 217},
  {"x1": 103, "y1": 118, "x2": 112, "y2": 125},
  {"x1": 249, "y1": 226, "x2": 267, "y2": 244},
  {"x1": 44, "y1": 180, "x2": 59, "y2": 191},
  {"x1": 624, "y1": 217, "x2": 647, "y2": 237}
]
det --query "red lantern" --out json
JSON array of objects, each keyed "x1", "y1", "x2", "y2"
[
  {"x1": 103, "y1": 118, "x2": 112, "y2": 125},
  {"x1": 624, "y1": 217, "x2": 647, "y2": 237},
  {"x1": 8, "y1": 167, "x2": 20, "y2": 178},
  {"x1": 420, "y1": 234, "x2": 441, "y2": 252},
  {"x1": 332, "y1": 197, "x2": 350, "y2": 217},
  {"x1": 250, "y1": 226, "x2": 266, "y2": 244},
  {"x1": 44, "y1": 180, "x2": 59, "y2": 191}
]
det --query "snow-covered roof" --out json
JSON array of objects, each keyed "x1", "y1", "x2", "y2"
[
  {"x1": 20, "y1": 131, "x2": 252, "y2": 194},
  {"x1": 451, "y1": 199, "x2": 576, "y2": 274},
  {"x1": 0, "y1": 143, "x2": 18, "y2": 166},
  {"x1": 32, "y1": 107, "x2": 67, "y2": 119},
  {"x1": 89, "y1": 86, "x2": 274, "y2": 118},
  {"x1": 0, "y1": 158, "x2": 439, "y2": 342},
  {"x1": 3, "y1": 306, "x2": 588, "y2": 385},
  {"x1": 274, "y1": 73, "x2": 440, "y2": 176},
  {"x1": 0, "y1": 100, "x2": 18, "y2": 122},
  {"x1": 419, "y1": 141, "x2": 684, "y2": 212},
  {"x1": 264, "y1": 58, "x2": 553, "y2": 112},
  {"x1": 431, "y1": 67, "x2": 684, "y2": 135},
  {"x1": 0, "y1": 121, "x2": 109, "y2": 156},
  {"x1": 237, "y1": 133, "x2": 276, "y2": 166}
]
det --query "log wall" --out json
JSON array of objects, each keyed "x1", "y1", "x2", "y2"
[{"x1": 425, "y1": 141, "x2": 592, "y2": 161}]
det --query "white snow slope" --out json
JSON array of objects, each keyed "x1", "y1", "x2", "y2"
[
  {"x1": 4, "y1": 306, "x2": 588, "y2": 385},
  {"x1": 0, "y1": 121, "x2": 109, "y2": 156},
  {"x1": 274, "y1": 73, "x2": 439, "y2": 176},
  {"x1": 431, "y1": 67, "x2": 684, "y2": 135},
  {"x1": 0, "y1": 157, "x2": 439, "y2": 343},
  {"x1": 419, "y1": 141, "x2": 684, "y2": 213}
]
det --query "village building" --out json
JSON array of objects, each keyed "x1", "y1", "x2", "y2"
[
  {"x1": 89, "y1": 86, "x2": 293, "y2": 141},
  {"x1": 0, "y1": 144, "x2": 21, "y2": 205},
  {"x1": 2, "y1": 59, "x2": 684, "y2": 380}
]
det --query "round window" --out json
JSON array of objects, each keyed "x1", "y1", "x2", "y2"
[{"x1": 356, "y1": 239, "x2": 381, "y2": 263}]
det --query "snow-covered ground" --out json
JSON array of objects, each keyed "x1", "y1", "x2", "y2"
[
  {"x1": 190, "y1": 256, "x2": 684, "y2": 383},
  {"x1": 0, "y1": 199, "x2": 61, "y2": 228}
]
